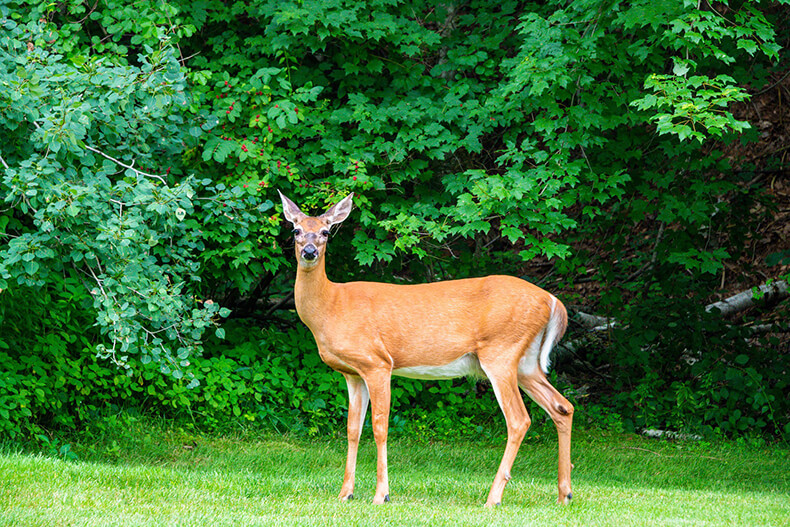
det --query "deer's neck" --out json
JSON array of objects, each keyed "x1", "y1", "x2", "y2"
[{"x1": 294, "y1": 257, "x2": 335, "y2": 329}]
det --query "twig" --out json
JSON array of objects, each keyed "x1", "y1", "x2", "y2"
[
  {"x1": 623, "y1": 446, "x2": 663, "y2": 456},
  {"x1": 626, "y1": 222, "x2": 665, "y2": 282},
  {"x1": 754, "y1": 67, "x2": 790, "y2": 97},
  {"x1": 620, "y1": 446, "x2": 724, "y2": 461},
  {"x1": 0, "y1": 153, "x2": 9, "y2": 170},
  {"x1": 83, "y1": 145, "x2": 167, "y2": 184}
]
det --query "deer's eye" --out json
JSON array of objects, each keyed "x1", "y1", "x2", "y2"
[
  {"x1": 320, "y1": 229, "x2": 330, "y2": 237},
  {"x1": 292, "y1": 228, "x2": 301, "y2": 236}
]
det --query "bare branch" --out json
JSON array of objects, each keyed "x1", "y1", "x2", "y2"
[
  {"x1": 705, "y1": 280, "x2": 789, "y2": 317},
  {"x1": 83, "y1": 145, "x2": 168, "y2": 184},
  {"x1": 571, "y1": 279, "x2": 789, "y2": 336},
  {"x1": 573, "y1": 311, "x2": 617, "y2": 331}
]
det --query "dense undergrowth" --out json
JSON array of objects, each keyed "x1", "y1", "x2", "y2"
[
  {"x1": 1, "y1": 1, "x2": 789, "y2": 447},
  {"x1": 2, "y1": 302, "x2": 787, "y2": 449}
]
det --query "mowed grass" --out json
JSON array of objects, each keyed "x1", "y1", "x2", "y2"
[{"x1": 0, "y1": 427, "x2": 787, "y2": 526}]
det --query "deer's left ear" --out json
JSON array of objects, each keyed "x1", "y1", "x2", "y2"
[
  {"x1": 278, "y1": 190, "x2": 307, "y2": 226},
  {"x1": 321, "y1": 193, "x2": 354, "y2": 226}
]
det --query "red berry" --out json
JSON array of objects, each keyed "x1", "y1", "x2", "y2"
[
  {"x1": 352, "y1": 176, "x2": 357, "y2": 181},
  {"x1": 243, "y1": 184, "x2": 248, "y2": 188},
  {"x1": 294, "y1": 107, "x2": 299, "y2": 113},
  {"x1": 274, "y1": 104, "x2": 279, "y2": 108}
]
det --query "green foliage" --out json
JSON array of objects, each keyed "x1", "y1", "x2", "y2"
[
  {"x1": 0, "y1": 0, "x2": 788, "y2": 441},
  {"x1": 0, "y1": 13, "x2": 217, "y2": 376},
  {"x1": 0, "y1": 311, "x2": 503, "y2": 440},
  {"x1": 631, "y1": 74, "x2": 751, "y2": 142},
  {"x1": 588, "y1": 275, "x2": 789, "y2": 439}
]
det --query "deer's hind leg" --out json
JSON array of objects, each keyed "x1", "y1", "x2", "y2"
[
  {"x1": 479, "y1": 352, "x2": 532, "y2": 507},
  {"x1": 518, "y1": 370, "x2": 574, "y2": 504}
]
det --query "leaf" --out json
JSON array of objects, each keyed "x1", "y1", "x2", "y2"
[
  {"x1": 672, "y1": 59, "x2": 690, "y2": 77},
  {"x1": 736, "y1": 39, "x2": 758, "y2": 56},
  {"x1": 23, "y1": 260, "x2": 39, "y2": 275}
]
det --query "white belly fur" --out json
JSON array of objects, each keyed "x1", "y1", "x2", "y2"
[{"x1": 392, "y1": 353, "x2": 486, "y2": 380}]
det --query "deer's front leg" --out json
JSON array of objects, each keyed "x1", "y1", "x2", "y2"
[
  {"x1": 364, "y1": 369, "x2": 392, "y2": 504},
  {"x1": 339, "y1": 374, "x2": 369, "y2": 501}
]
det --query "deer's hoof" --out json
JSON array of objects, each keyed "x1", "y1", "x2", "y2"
[{"x1": 372, "y1": 494, "x2": 390, "y2": 505}]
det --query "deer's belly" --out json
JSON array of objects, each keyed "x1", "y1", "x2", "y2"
[{"x1": 392, "y1": 353, "x2": 485, "y2": 380}]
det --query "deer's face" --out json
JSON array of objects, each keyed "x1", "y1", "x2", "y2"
[
  {"x1": 290, "y1": 216, "x2": 333, "y2": 269},
  {"x1": 278, "y1": 190, "x2": 354, "y2": 271}
]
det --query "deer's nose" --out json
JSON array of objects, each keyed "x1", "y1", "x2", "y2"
[{"x1": 302, "y1": 244, "x2": 318, "y2": 260}]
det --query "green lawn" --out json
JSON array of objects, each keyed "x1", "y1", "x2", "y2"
[{"x1": 1, "y1": 427, "x2": 787, "y2": 526}]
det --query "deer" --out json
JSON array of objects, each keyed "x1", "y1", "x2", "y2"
[{"x1": 278, "y1": 190, "x2": 574, "y2": 507}]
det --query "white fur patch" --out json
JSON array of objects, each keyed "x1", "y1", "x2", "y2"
[
  {"x1": 518, "y1": 328, "x2": 544, "y2": 377},
  {"x1": 393, "y1": 353, "x2": 485, "y2": 380},
  {"x1": 539, "y1": 296, "x2": 562, "y2": 373}
]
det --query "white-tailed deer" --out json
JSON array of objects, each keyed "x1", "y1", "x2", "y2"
[{"x1": 278, "y1": 190, "x2": 573, "y2": 506}]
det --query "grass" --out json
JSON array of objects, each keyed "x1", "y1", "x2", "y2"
[{"x1": 0, "y1": 423, "x2": 788, "y2": 526}]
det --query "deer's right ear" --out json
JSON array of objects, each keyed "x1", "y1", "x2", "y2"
[
  {"x1": 278, "y1": 190, "x2": 307, "y2": 225},
  {"x1": 321, "y1": 192, "x2": 354, "y2": 227}
]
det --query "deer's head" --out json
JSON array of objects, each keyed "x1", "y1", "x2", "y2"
[{"x1": 278, "y1": 190, "x2": 354, "y2": 270}]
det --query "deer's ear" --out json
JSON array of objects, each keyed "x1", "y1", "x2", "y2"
[
  {"x1": 278, "y1": 190, "x2": 307, "y2": 226},
  {"x1": 321, "y1": 193, "x2": 353, "y2": 226}
]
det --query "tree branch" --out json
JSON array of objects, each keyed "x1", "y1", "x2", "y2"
[
  {"x1": 83, "y1": 145, "x2": 168, "y2": 184},
  {"x1": 570, "y1": 279, "x2": 789, "y2": 336},
  {"x1": 705, "y1": 280, "x2": 789, "y2": 317}
]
